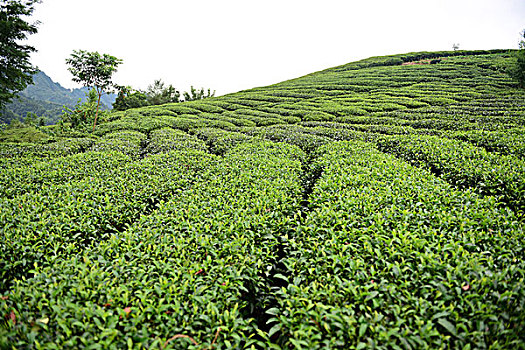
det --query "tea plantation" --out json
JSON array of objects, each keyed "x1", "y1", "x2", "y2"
[{"x1": 1, "y1": 50, "x2": 525, "y2": 349}]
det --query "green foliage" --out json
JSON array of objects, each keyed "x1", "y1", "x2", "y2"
[
  {"x1": 90, "y1": 130, "x2": 146, "y2": 159},
  {"x1": 0, "y1": 0, "x2": 40, "y2": 110},
  {"x1": 376, "y1": 134, "x2": 525, "y2": 217},
  {"x1": 65, "y1": 50, "x2": 123, "y2": 129},
  {"x1": 144, "y1": 127, "x2": 207, "y2": 154},
  {"x1": 146, "y1": 79, "x2": 181, "y2": 105},
  {"x1": 508, "y1": 30, "x2": 525, "y2": 87},
  {"x1": 112, "y1": 86, "x2": 149, "y2": 111},
  {"x1": 0, "y1": 143, "x2": 305, "y2": 348},
  {"x1": 183, "y1": 86, "x2": 216, "y2": 101},
  {"x1": 66, "y1": 51, "x2": 122, "y2": 94},
  {"x1": 268, "y1": 141, "x2": 524, "y2": 349},
  {"x1": 192, "y1": 127, "x2": 253, "y2": 155},
  {"x1": 0, "y1": 125, "x2": 50, "y2": 143},
  {"x1": 2, "y1": 50, "x2": 525, "y2": 349},
  {"x1": 112, "y1": 81, "x2": 217, "y2": 111},
  {"x1": 59, "y1": 89, "x2": 101, "y2": 129}
]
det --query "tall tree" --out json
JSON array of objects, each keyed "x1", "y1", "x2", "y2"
[
  {"x1": 65, "y1": 50, "x2": 122, "y2": 130},
  {"x1": 0, "y1": 0, "x2": 40, "y2": 111}
]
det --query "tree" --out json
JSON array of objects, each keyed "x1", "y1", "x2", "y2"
[
  {"x1": 112, "y1": 80, "x2": 216, "y2": 111},
  {"x1": 24, "y1": 111, "x2": 37, "y2": 125},
  {"x1": 146, "y1": 79, "x2": 180, "y2": 105},
  {"x1": 183, "y1": 86, "x2": 215, "y2": 101},
  {"x1": 60, "y1": 89, "x2": 99, "y2": 129},
  {"x1": 508, "y1": 30, "x2": 525, "y2": 88},
  {"x1": 0, "y1": 0, "x2": 40, "y2": 111},
  {"x1": 112, "y1": 85, "x2": 149, "y2": 111},
  {"x1": 65, "y1": 50, "x2": 122, "y2": 130}
]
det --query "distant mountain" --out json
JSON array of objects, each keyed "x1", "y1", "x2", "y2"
[
  {"x1": 1, "y1": 71, "x2": 117, "y2": 125},
  {"x1": 1, "y1": 96, "x2": 65, "y2": 125}
]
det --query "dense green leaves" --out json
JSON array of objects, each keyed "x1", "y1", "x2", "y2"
[
  {"x1": 376, "y1": 134, "x2": 525, "y2": 217},
  {"x1": 269, "y1": 141, "x2": 524, "y2": 348},
  {"x1": 2, "y1": 50, "x2": 525, "y2": 348},
  {"x1": 0, "y1": 0, "x2": 40, "y2": 109},
  {"x1": 1, "y1": 142, "x2": 305, "y2": 348}
]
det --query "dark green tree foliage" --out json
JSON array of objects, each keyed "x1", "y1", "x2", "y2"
[
  {"x1": 508, "y1": 30, "x2": 525, "y2": 87},
  {"x1": 0, "y1": 0, "x2": 40, "y2": 110},
  {"x1": 146, "y1": 79, "x2": 180, "y2": 105},
  {"x1": 112, "y1": 81, "x2": 216, "y2": 110},
  {"x1": 65, "y1": 50, "x2": 122, "y2": 130},
  {"x1": 183, "y1": 85, "x2": 215, "y2": 101},
  {"x1": 60, "y1": 89, "x2": 99, "y2": 129},
  {"x1": 112, "y1": 86, "x2": 149, "y2": 111}
]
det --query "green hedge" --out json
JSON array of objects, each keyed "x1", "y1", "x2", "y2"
[
  {"x1": 376, "y1": 134, "x2": 525, "y2": 217},
  {"x1": 192, "y1": 127, "x2": 253, "y2": 155},
  {"x1": 144, "y1": 127, "x2": 207, "y2": 155},
  {"x1": 0, "y1": 150, "x2": 215, "y2": 293},
  {"x1": 0, "y1": 151, "x2": 131, "y2": 199},
  {"x1": 1, "y1": 142, "x2": 306, "y2": 349},
  {"x1": 90, "y1": 130, "x2": 147, "y2": 158},
  {"x1": 266, "y1": 141, "x2": 525, "y2": 349}
]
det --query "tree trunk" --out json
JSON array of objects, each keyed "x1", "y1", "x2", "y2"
[{"x1": 93, "y1": 92, "x2": 101, "y2": 131}]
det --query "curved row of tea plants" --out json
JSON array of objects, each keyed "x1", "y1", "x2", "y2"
[
  {"x1": 2, "y1": 50, "x2": 525, "y2": 348},
  {"x1": 376, "y1": 134, "x2": 525, "y2": 217},
  {"x1": 267, "y1": 141, "x2": 525, "y2": 349},
  {"x1": 1, "y1": 142, "x2": 306, "y2": 349},
  {"x1": 0, "y1": 149, "x2": 215, "y2": 293}
]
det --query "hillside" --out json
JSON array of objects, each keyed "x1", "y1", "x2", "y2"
[
  {"x1": 2, "y1": 71, "x2": 116, "y2": 125},
  {"x1": 1, "y1": 50, "x2": 525, "y2": 349}
]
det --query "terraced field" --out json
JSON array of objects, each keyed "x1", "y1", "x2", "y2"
[{"x1": 1, "y1": 50, "x2": 525, "y2": 349}]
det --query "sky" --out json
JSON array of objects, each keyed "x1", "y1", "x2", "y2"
[{"x1": 26, "y1": 0, "x2": 525, "y2": 96}]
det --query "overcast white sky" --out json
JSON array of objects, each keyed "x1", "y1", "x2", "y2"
[{"x1": 26, "y1": 0, "x2": 525, "y2": 96}]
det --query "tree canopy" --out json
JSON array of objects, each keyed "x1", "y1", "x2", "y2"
[
  {"x1": 146, "y1": 79, "x2": 180, "y2": 105},
  {"x1": 0, "y1": 0, "x2": 40, "y2": 110},
  {"x1": 65, "y1": 50, "x2": 122, "y2": 130},
  {"x1": 112, "y1": 86, "x2": 149, "y2": 111},
  {"x1": 183, "y1": 86, "x2": 215, "y2": 101},
  {"x1": 113, "y1": 80, "x2": 215, "y2": 111}
]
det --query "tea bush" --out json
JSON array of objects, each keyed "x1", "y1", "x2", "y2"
[
  {"x1": 2, "y1": 50, "x2": 525, "y2": 348},
  {"x1": 376, "y1": 134, "x2": 525, "y2": 217},
  {"x1": 267, "y1": 141, "x2": 525, "y2": 349}
]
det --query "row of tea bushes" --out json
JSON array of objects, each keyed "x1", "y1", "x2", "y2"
[
  {"x1": 243, "y1": 124, "x2": 381, "y2": 152},
  {"x1": 0, "y1": 150, "x2": 215, "y2": 293},
  {"x1": 0, "y1": 151, "x2": 131, "y2": 199},
  {"x1": 376, "y1": 134, "x2": 525, "y2": 217},
  {"x1": 90, "y1": 131, "x2": 147, "y2": 159},
  {"x1": 266, "y1": 141, "x2": 525, "y2": 349},
  {"x1": 301, "y1": 121, "x2": 417, "y2": 136},
  {"x1": 192, "y1": 127, "x2": 253, "y2": 155},
  {"x1": 0, "y1": 138, "x2": 95, "y2": 168},
  {"x1": 92, "y1": 115, "x2": 170, "y2": 136},
  {"x1": 449, "y1": 129, "x2": 525, "y2": 159},
  {"x1": 1, "y1": 142, "x2": 306, "y2": 349},
  {"x1": 143, "y1": 128, "x2": 207, "y2": 155},
  {"x1": 244, "y1": 125, "x2": 331, "y2": 154}
]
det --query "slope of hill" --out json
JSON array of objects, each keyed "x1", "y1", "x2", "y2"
[
  {"x1": 21, "y1": 71, "x2": 116, "y2": 108},
  {"x1": 1, "y1": 50, "x2": 525, "y2": 349},
  {"x1": 2, "y1": 71, "x2": 116, "y2": 125}
]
